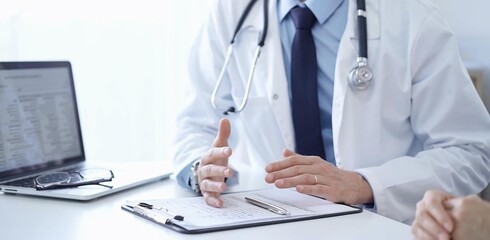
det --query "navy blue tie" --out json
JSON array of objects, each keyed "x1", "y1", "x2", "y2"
[{"x1": 290, "y1": 7, "x2": 326, "y2": 160}]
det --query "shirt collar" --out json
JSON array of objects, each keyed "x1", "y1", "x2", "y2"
[{"x1": 278, "y1": 0, "x2": 345, "y2": 25}]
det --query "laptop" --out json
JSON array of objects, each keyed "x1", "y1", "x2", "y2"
[{"x1": 0, "y1": 61, "x2": 172, "y2": 200}]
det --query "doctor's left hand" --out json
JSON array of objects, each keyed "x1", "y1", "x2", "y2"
[{"x1": 265, "y1": 149, "x2": 373, "y2": 205}]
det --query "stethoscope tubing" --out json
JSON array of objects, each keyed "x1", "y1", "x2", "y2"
[
  {"x1": 211, "y1": 0, "x2": 371, "y2": 114},
  {"x1": 212, "y1": 0, "x2": 269, "y2": 115},
  {"x1": 357, "y1": 0, "x2": 368, "y2": 59}
]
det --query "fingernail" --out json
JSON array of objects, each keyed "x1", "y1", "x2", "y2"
[
  {"x1": 265, "y1": 174, "x2": 273, "y2": 182},
  {"x1": 297, "y1": 185, "x2": 304, "y2": 192},
  {"x1": 224, "y1": 168, "x2": 231, "y2": 176},
  {"x1": 265, "y1": 165, "x2": 271, "y2": 172},
  {"x1": 444, "y1": 222, "x2": 452, "y2": 232},
  {"x1": 439, "y1": 233, "x2": 447, "y2": 240},
  {"x1": 223, "y1": 147, "x2": 230, "y2": 155},
  {"x1": 275, "y1": 180, "x2": 283, "y2": 187}
]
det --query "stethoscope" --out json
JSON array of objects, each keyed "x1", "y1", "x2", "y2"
[{"x1": 211, "y1": 0, "x2": 372, "y2": 115}]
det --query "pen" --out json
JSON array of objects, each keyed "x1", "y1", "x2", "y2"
[{"x1": 245, "y1": 197, "x2": 290, "y2": 216}]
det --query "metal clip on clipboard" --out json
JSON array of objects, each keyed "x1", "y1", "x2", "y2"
[{"x1": 132, "y1": 202, "x2": 184, "y2": 224}]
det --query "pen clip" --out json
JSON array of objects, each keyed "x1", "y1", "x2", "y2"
[{"x1": 138, "y1": 202, "x2": 154, "y2": 209}]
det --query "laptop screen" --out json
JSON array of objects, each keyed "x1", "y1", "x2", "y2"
[{"x1": 0, "y1": 62, "x2": 85, "y2": 181}]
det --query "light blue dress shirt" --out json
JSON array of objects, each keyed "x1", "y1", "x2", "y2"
[{"x1": 278, "y1": 0, "x2": 347, "y2": 163}]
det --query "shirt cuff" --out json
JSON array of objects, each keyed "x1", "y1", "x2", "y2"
[{"x1": 355, "y1": 170, "x2": 377, "y2": 211}]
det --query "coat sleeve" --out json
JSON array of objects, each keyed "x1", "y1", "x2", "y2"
[
  {"x1": 171, "y1": 0, "x2": 235, "y2": 188},
  {"x1": 356, "y1": 8, "x2": 490, "y2": 224}
]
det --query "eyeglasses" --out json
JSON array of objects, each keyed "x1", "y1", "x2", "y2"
[{"x1": 35, "y1": 168, "x2": 114, "y2": 190}]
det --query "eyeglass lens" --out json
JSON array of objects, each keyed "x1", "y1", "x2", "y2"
[
  {"x1": 78, "y1": 169, "x2": 113, "y2": 180},
  {"x1": 36, "y1": 172, "x2": 71, "y2": 185}
]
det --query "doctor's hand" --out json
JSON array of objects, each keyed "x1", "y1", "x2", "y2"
[
  {"x1": 412, "y1": 190, "x2": 454, "y2": 240},
  {"x1": 198, "y1": 118, "x2": 233, "y2": 208},
  {"x1": 264, "y1": 149, "x2": 373, "y2": 205}
]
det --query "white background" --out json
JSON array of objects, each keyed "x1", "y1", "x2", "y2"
[
  {"x1": 0, "y1": 0, "x2": 213, "y2": 164},
  {"x1": 433, "y1": 0, "x2": 490, "y2": 111},
  {"x1": 0, "y1": 0, "x2": 488, "y2": 166}
]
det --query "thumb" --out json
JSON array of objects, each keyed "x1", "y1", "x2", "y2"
[
  {"x1": 212, "y1": 118, "x2": 231, "y2": 147},
  {"x1": 443, "y1": 194, "x2": 459, "y2": 210},
  {"x1": 283, "y1": 148, "x2": 299, "y2": 157},
  {"x1": 444, "y1": 198, "x2": 456, "y2": 210}
]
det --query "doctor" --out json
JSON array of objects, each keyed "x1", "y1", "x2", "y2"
[{"x1": 173, "y1": 0, "x2": 490, "y2": 224}]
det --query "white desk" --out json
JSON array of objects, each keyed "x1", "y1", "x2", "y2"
[{"x1": 0, "y1": 178, "x2": 412, "y2": 240}]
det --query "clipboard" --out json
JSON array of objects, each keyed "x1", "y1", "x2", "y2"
[{"x1": 121, "y1": 188, "x2": 362, "y2": 234}]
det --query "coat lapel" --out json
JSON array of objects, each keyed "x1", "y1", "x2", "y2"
[
  {"x1": 263, "y1": 0, "x2": 295, "y2": 150},
  {"x1": 332, "y1": 0, "x2": 380, "y2": 163}
]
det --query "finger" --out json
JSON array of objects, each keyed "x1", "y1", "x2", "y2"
[
  {"x1": 265, "y1": 155, "x2": 317, "y2": 173},
  {"x1": 411, "y1": 220, "x2": 439, "y2": 240},
  {"x1": 296, "y1": 184, "x2": 334, "y2": 201},
  {"x1": 212, "y1": 118, "x2": 231, "y2": 148},
  {"x1": 425, "y1": 197, "x2": 454, "y2": 233},
  {"x1": 201, "y1": 147, "x2": 232, "y2": 165},
  {"x1": 200, "y1": 179, "x2": 227, "y2": 193},
  {"x1": 414, "y1": 211, "x2": 450, "y2": 240},
  {"x1": 444, "y1": 196, "x2": 471, "y2": 210},
  {"x1": 282, "y1": 148, "x2": 298, "y2": 157},
  {"x1": 273, "y1": 174, "x2": 317, "y2": 188},
  {"x1": 202, "y1": 192, "x2": 224, "y2": 208},
  {"x1": 199, "y1": 165, "x2": 233, "y2": 179},
  {"x1": 265, "y1": 165, "x2": 315, "y2": 183}
]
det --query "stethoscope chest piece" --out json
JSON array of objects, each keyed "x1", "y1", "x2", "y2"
[
  {"x1": 349, "y1": 64, "x2": 373, "y2": 91},
  {"x1": 348, "y1": 0, "x2": 373, "y2": 91}
]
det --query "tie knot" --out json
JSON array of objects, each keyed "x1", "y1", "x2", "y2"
[{"x1": 290, "y1": 7, "x2": 316, "y2": 29}]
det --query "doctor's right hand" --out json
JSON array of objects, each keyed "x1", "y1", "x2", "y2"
[{"x1": 197, "y1": 118, "x2": 233, "y2": 208}]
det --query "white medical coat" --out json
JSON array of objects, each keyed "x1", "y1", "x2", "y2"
[{"x1": 173, "y1": 0, "x2": 490, "y2": 224}]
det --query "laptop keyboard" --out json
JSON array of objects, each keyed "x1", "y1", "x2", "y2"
[
  {"x1": 5, "y1": 177, "x2": 37, "y2": 188},
  {"x1": 3, "y1": 167, "x2": 81, "y2": 188}
]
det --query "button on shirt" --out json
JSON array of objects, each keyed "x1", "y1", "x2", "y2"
[{"x1": 277, "y1": 0, "x2": 347, "y2": 163}]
